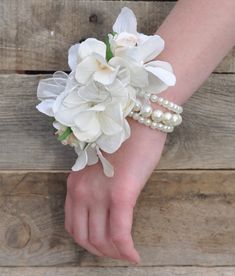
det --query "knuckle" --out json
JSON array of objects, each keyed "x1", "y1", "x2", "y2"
[{"x1": 74, "y1": 184, "x2": 88, "y2": 199}]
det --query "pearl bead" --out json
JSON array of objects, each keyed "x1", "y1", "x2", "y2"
[
  {"x1": 128, "y1": 111, "x2": 134, "y2": 117},
  {"x1": 150, "y1": 94, "x2": 158, "y2": 102},
  {"x1": 151, "y1": 110, "x2": 163, "y2": 122},
  {"x1": 138, "y1": 116, "x2": 145, "y2": 124},
  {"x1": 162, "y1": 112, "x2": 173, "y2": 125},
  {"x1": 133, "y1": 113, "x2": 139, "y2": 120},
  {"x1": 158, "y1": 97, "x2": 164, "y2": 104},
  {"x1": 151, "y1": 121, "x2": 157, "y2": 129},
  {"x1": 172, "y1": 114, "x2": 182, "y2": 126},
  {"x1": 168, "y1": 126, "x2": 174, "y2": 132},
  {"x1": 140, "y1": 104, "x2": 153, "y2": 117},
  {"x1": 157, "y1": 123, "x2": 164, "y2": 129},
  {"x1": 144, "y1": 118, "x2": 152, "y2": 126},
  {"x1": 169, "y1": 102, "x2": 174, "y2": 108},
  {"x1": 163, "y1": 125, "x2": 168, "y2": 132},
  {"x1": 163, "y1": 99, "x2": 169, "y2": 106},
  {"x1": 133, "y1": 99, "x2": 142, "y2": 112}
]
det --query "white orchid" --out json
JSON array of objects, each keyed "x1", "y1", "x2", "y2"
[
  {"x1": 69, "y1": 38, "x2": 120, "y2": 86},
  {"x1": 108, "y1": 7, "x2": 176, "y2": 93},
  {"x1": 35, "y1": 6, "x2": 177, "y2": 177}
]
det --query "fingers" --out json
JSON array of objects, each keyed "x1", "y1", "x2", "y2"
[
  {"x1": 88, "y1": 205, "x2": 123, "y2": 260},
  {"x1": 72, "y1": 202, "x2": 104, "y2": 257},
  {"x1": 109, "y1": 201, "x2": 140, "y2": 264}
]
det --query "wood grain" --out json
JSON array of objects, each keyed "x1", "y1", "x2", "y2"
[
  {"x1": 0, "y1": 74, "x2": 234, "y2": 170},
  {"x1": 0, "y1": 170, "x2": 235, "y2": 266},
  {"x1": 0, "y1": 267, "x2": 235, "y2": 276},
  {"x1": 0, "y1": 0, "x2": 234, "y2": 72}
]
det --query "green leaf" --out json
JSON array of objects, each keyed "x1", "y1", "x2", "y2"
[
  {"x1": 104, "y1": 32, "x2": 117, "y2": 61},
  {"x1": 57, "y1": 127, "x2": 73, "y2": 141}
]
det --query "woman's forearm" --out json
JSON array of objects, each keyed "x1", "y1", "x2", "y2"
[{"x1": 154, "y1": 0, "x2": 235, "y2": 105}]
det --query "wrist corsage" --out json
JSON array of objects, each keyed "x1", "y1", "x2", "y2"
[{"x1": 36, "y1": 7, "x2": 183, "y2": 177}]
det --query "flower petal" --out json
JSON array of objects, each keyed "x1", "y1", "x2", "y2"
[
  {"x1": 36, "y1": 100, "x2": 55, "y2": 117},
  {"x1": 78, "y1": 81, "x2": 109, "y2": 103},
  {"x1": 74, "y1": 111, "x2": 99, "y2": 131},
  {"x1": 87, "y1": 146, "x2": 99, "y2": 165},
  {"x1": 72, "y1": 148, "x2": 88, "y2": 171},
  {"x1": 145, "y1": 63, "x2": 176, "y2": 86},
  {"x1": 137, "y1": 35, "x2": 164, "y2": 63},
  {"x1": 96, "y1": 131, "x2": 124, "y2": 153},
  {"x1": 145, "y1": 73, "x2": 168, "y2": 94},
  {"x1": 78, "y1": 38, "x2": 107, "y2": 60},
  {"x1": 68, "y1": 43, "x2": 80, "y2": 71},
  {"x1": 112, "y1": 7, "x2": 138, "y2": 35},
  {"x1": 99, "y1": 113, "x2": 123, "y2": 135},
  {"x1": 54, "y1": 91, "x2": 89, "y2": 126},
  {"x1": 96, "y1": 146, "x2": 114, "y2": 177},
  {"x1": 71, "y1": 125, "x2": 102, "y2": 142},
  {"x1": 93, "y1": 66, "x2": 119, "y2": 85},
  {"x1": 75, "y1": 56, "x2": 99, "y2": 84}
]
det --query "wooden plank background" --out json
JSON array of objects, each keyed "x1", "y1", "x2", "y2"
[
  {"x1": 0, "y1": 0, "x2": 234, "y2": 72},
  {"x1": 0, "y1": 0, "x2": 235, "y2": 275}
]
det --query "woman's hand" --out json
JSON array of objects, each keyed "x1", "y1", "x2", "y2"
[{"x1": 64, "y1": 117, "x2": 167, "y2": 264}]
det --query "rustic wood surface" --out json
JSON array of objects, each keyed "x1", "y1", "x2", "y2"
[
  {"x1": 1, "y1": 0, "x2": 235, "y2": 273},
  {"x1": 0, "y1": 267, "x2": 235, "y2": 276},
  {"x1": 0, "y1": 73, "x2": 234, "y2": 170},
  {"x1": 0, "y1": 170, "x2": 235, "y2": 266},
  {"x1": 0, "y1": 0, "x2": 234, "y2": 72}
]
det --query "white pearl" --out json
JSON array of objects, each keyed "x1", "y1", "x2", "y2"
[
  {"x1": 168, "y1": 126, "x2": 174, "y2": 132},
  {"x1": 172, "y1": 114, "x2": 182, "y2": 126},
  {"x1": 162, "y1": 112, "x2": 173, "y2": 124},
  {"x1": 138, "y1": 116, "x2": 145, "y2": 124},
  {"x1": 140, "y1": 104, "x2": 153, "y2": 117},
  {"x1": 133, "y1": 99, "x2": 142, "y2": 112},
  {"x1": 157, "y1": 123, "x2": 164, "y2": 129},
  {"x1": 163, "y1": 99, "x2": 169, "y2": 106},
  {"x1": 144, "y1": 118, "x2": 152, "y2": 126},
  {"x1": 158, "y1": 97, "x2": 164, "y2": 104},
  {"x1": 163, "y1": 125, "x2": 168, "y2": 132},
  {"x1": 178, "y1": 106, "x2": 183, "y2": 113},
  {"x1": 128, "y1": 111, "x2": 134, "y2": 117},
  {"x1": 150, "y1": 94, "x2": 158, "y2": 102},
  {"x1": 151, "y1": 121, "x2": 157, "y2": 129},
  {"x1": 133, "y1": 113, "x2": 139, "y2": 120},
  {"x1": 151, "y1": 110, "x2": 163, "y2": 122},
  {"x1": 169, "y1": 102, "x2": 174, "y2": 109}
]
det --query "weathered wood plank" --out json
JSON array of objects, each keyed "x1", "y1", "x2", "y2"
[
  {"x1": 0, "y1": 74, "x2": 234, "y2": 170},
  {"x1": 0, "y1": 0, "x2": 234, "y2": 72},
  {"x1": 0, "y1": 171, "x2": 235, "y2": 266},
  {"x1": 0, "y1": 267, "x2": 235, "y2": 276}
]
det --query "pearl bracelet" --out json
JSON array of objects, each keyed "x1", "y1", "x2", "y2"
[
  {"x1": 128, "y1": 94, "x2": 183, "y2": 133},
  {"x1": 138, "y1": 90, "x2": 183, "y2": 114}
]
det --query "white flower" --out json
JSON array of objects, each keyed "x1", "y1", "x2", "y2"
[
  {"x1": 108, "y1": 7, "x2": 176, "y2": 93},
  {"x1": 36, "y1": 6, "x2": 177, "y2": 178},
  {"x1": 69, "y1": 38, "x2": 120, "y2": 85}
]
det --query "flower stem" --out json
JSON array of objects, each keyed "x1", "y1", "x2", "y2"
[{"x1": 57, "y1": 127, "x2": 73, "y2": 141}]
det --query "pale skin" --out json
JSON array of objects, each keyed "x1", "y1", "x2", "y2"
[{"x1": 65, "y1": 0, "x2": 235, "y2": 264}]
